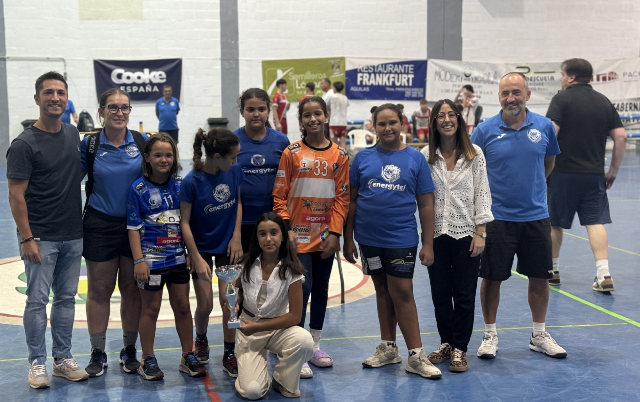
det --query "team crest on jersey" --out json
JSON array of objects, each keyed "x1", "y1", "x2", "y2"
[
  {"x1": 251, "y1": 154, "x2": 266, "y2": 166},
  {"x1": 527, "y1": 129, "x2": 542, "y2": 143},
  {"x1": 148, "y1": 189, "x2": 162, "y2": 209},
  {"x1": 213, "y1": 184, "x2": 231, "y2": 202},
  {"x1": 125, "y1": 144, "x2": 139, "y2": 158},
  {"x1": 299, "y1": 159, "x2": 312, "y2": 172},
  {"x1": 381, "y1": 165, "x2": 401, "y2": 183}
]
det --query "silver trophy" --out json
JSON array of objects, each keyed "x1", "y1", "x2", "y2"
[{"x1": 214, "y1": 264, "x2": 243, "y2": 329}]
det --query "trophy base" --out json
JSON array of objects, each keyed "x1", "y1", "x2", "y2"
[{"x1": 228, "y1": 320, "x2": 241, "y2": 329}]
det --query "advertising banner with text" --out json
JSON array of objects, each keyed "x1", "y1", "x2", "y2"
[
  {"x1": 262, "y1": 57, "x2": 345, "y2": 103},
  {"x1": 94, "y1": 58, "x2": 182, "y2": 103},
  {"x1": 346, "y1": 58, "x2": 427, "y2": 100}
]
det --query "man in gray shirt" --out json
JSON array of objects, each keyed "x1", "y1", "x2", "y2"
[{"x1": 7, "y1": 71, "x2": 88, "y2": 388}]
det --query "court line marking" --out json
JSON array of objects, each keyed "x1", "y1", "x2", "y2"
[
  {"x1": 0, "y1": 322, "x2": 627, "y2": 363},
  {"x1": 563, "y1": 232, "x2": 640, "y2": 257},
  {"x1": 511, "y1": 271, "x2": 640, "y2": 328}
]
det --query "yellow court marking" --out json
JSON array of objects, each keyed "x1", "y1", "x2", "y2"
[
  {"x1": 0, "y1": 322, "x2": 627, "y2": 363},
  {"x1": 563, "y1": 231, "x2": 640, "y2": 257}
]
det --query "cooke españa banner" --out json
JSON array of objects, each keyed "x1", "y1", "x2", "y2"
[
  {"x1": 262, "y1": 57, "x2": 345, "y2": 103},
  {"x1": 345, "y1": 58, "x2": 427, "y2": 100},
  {"x1": 93, "y1": 58, "x2": 182, "y2": 102}
]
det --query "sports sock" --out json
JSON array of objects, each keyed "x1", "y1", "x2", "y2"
[
  {"x1": 552, "y1": 258, "x2": 559, "y2": 272},
  {"x1": 310, "y1": 329, "x2": 322, "y2": 352},
  {"x1": 223, "y1": 341, "x2": 235, "y2": 359},
  {"x1": 408, "y1": 347, "x2": 422, "y2": 357},
  {"x1": 90, "y1": 332, "x2": 106, "y2": 352},
  {"x1": 382, "y1": 340, "x2": 396, "y2": 348},
  {"x1": 123, "y1": 331, "x2": 138, "y2": 348},
  {"x1": 596, "y1": 260, "x2": 610, "y2": 281},
  {"x1": 533, "y1": 322, "x2": 545, "y2": 337},
  {"x1": 485, "y1": 323, "x2": 497, "y2": 335},
  {"x1": 196, "y1": 332, "x2": 207, "y2": 342}
]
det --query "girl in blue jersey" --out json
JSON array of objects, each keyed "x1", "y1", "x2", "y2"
[
  {"x1": 180, "y1": 128, "x2": 244, "y2": 378},
  {"x1": 234, "y1": 88, "x2": 290, "y2": 251},
  {"x1": 344, "y1": 103, "x2": 441, "y2": 379},
  {"x1": 127, "y1": 133, "x2": 207, "y2": 380}
]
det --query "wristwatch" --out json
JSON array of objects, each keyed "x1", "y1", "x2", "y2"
[{"x1": 474, "y1": 231, "x2": 487, "y2": 239}]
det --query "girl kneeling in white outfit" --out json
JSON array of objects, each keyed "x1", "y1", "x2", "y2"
[{"x1": 233, "y1": 211, "x2": 314, "y2": 399}]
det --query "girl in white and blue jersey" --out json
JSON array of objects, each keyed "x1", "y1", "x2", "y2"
[{"x1": 127, "y1": 133, "x2": 206, "y2": 381}]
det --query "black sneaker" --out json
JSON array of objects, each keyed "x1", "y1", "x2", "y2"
[
  {"x1": 137, "y1": 355, "x2": 164, "y2": 381},
  {"x1": 85, "y1": 348, "x2": 108, "y2": 378},
  {"x1": 222, "y1": 353, "x2": 238, "y2": 378},
  {"x1": 195, "y1": 338, "x2": 210, "y2": 364},
  {"x1": 119, "y1": 345, "x2": 140, "y2": 373},
  {"x1": 179, "y1": 352, "x2": 207, "y2": 377}
]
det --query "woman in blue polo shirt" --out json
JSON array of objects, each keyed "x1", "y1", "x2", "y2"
[
  {"x1": 234, "y1": 88, "x2": 290, "y2": 251},
  {"x1": 81, "y1": 88, "x2": 147, "y2": 377}
]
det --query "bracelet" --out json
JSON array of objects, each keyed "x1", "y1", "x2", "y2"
[
  {"x1": 133, "y1": 258, "x2": 145, "y2": 265},
  {"x1": 20, "y1": 236, "x2": 35, "y2": 244}
]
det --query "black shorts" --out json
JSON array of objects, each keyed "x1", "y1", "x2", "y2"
[
  {"x1": 191, "y1": 252, "x2": 230, "y2": 281},
  {"x1": 359, "y1": 244, "x2": 418, "y2": 279},
  {"x1": 240, "y1": 224, "x2": 256, "y2": 253},
  {"x1": 138, "y1": 264, "x2": 189, "y2": 291},
  {"x1": 479, "y1": 219, "x2": 553, "y2": 281},
  {"x1": 83, "y1": 206, "x2": 133, "y2": 262},
  {"x1": 548, "y1": 172, "x2": 611, "y2": 229}
]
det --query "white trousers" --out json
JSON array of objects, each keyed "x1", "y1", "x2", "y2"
[{"x1": 235, "y1": 313, "x2": 314, "y2": 400}]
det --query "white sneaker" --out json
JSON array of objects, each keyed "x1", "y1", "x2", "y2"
[
  {"x1": 404, "y1": 350, "x2": 441, "y2": 379},
  {"x1": 53, "y1": 358, "x2": 89, "y2": 381},
  {"x1": 477, "y1": 332, "x2": 498, "y2": 359},
  {"x1": 529, "y1": 332, "x2": 567, "y2": 358},
  {"x1": 362, "y1": 342, "x2": 402, "y2": 368},
  {"x1": 593, "y1": 275, "x2": 614, "y2": 292},
  {"x1": 28, "y1": 360, "x2": 50, "y2": 389}
]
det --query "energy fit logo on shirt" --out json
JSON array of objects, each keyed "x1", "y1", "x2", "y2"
[
  {"x1": 251, "y1": 154, "x2": 266, "y2": 166},
  {"x1": 381, "y1": 165, "x2": 401, "y2": 183},
  {"x1": 366, "y1": 164, "x2": 406, "y2": 192}
]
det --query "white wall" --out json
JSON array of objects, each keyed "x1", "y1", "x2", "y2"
[
  {"x1": 237, "y1": 0, "x2": 428, "y2": 141},
  {"x1": 4, "y1": 0, "x2": 221, "y2": 158}
]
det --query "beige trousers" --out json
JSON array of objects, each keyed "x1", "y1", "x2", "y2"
[{"x1": 235, "y1": 313, "x2": 314, "y2": 400}]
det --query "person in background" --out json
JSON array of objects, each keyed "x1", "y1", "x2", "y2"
[
  {"x1": 327, "y1": 81, "x2": 349, "y2": 150},
  {"x1": 62, "y1": 98, "x2": 78, "y2": 125},
  {"x1": 398, "y1": 104, "x2": 413, "y2": 143},
  {"x1": 412, "y1": 98, "x2": 431, "y2": 143},
  {"x1": 299, "y1": 82, "x2": 316, "y2": 104},
  {"x1": 461, "y1": 85, "x2": 479, "y2": 135},
  {"x1": 272, "y1": 79, "x2": 290, "y2": 134},
  {"x1": 156, "y1": 85, "x2": 181, "y2": 144}
]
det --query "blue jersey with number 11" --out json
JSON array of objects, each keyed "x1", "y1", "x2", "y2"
[{"x1": 127, "y1": 176, "x2": 187, "y2": 270}]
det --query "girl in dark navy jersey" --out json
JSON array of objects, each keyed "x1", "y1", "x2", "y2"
[
  {"x1": 127, "y1": 133, "x2": 206, "y2": 380},
  {"x1": 234, "y1": 88, "x2": 290, "y2": 251}
]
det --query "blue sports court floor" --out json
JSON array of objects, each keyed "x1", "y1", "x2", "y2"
[{"x1": 0, "y1": 149, "x2": 639, "y2": 401}]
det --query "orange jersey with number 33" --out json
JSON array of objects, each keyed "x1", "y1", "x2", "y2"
[{"x1": 273, "y1": 140, "x2": 350, "y2": 253}]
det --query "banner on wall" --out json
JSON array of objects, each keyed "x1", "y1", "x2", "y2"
[
  {"x1": 93, "y1": 59, "x2": 182, "y2": 102},
  {"x1": 345, "y1": 58, "x2": 427, "y2": 100},
  {"x1": 426, "y1": 57, "x2": 640, "y2": 114},
  {"x1": 426, "y1": 59, "x2": 561, "y2": 107},
  {"x1": 262, "y1": 57, "x2": 345, "y2": 103}
]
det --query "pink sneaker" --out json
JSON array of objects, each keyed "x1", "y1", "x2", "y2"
[{"x1": 309, "y1": 350, "x2": 333, "y2": 368}]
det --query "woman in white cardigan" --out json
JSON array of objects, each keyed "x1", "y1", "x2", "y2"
[
  {"x1": 232, "y1": 211, "x2": 313, "y2": 400},
  {"x1": 421, "y1": 99, "x2": 493, "y2": 373}
]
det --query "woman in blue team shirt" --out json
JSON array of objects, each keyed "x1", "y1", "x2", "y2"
[
  {"x1": 82, "y1": 88, "x2": 146, "y2": 377},
  {"x1": 343, "y1": 103, "x2": 441, "y2": 380},
  {"x1": 180, "y1": 128, "x2": 244, "y2": 378},
  {"x1": 234, "y1": 88, "x2": 290, "y2": 251},
  {"x1": 127, "y1": 133, "x2": 207, "y2": 381}
]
